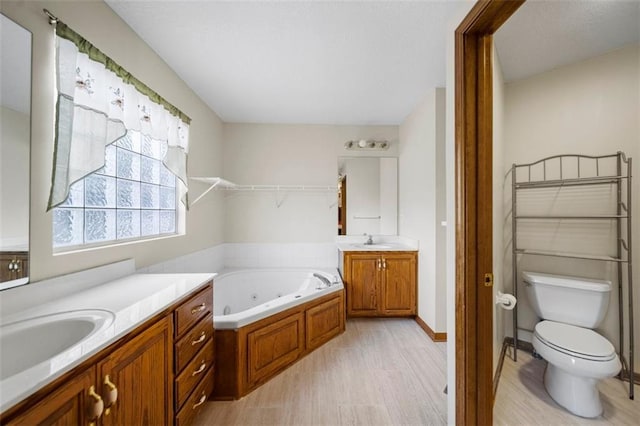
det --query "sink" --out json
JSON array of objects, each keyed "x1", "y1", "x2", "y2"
[
  {"x1": 353, "y1": 244, "x2": 394, "y2": 249},
  {"x1": 0, "y1": 309, "x2": 115, "y2": 380}
]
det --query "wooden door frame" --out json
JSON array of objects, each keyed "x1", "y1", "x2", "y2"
[{"x1": 454, "y1": 1, "x2": 524, "y2": 425}]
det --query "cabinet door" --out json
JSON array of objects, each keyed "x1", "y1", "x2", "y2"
[
  {"x1": 346, "y1": 254, "x2": 381, "y2": 316},
  {"x1": 5, "y1": 367, "x2": 95, "y2": 426},
  {"x1": 382, "y1": 253, "x2": 417, "y2": 315},
  {"x1": 98, "y1": 315, "x2": 173, "y2": 426}
]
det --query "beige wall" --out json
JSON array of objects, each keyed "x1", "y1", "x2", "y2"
[
  {"x1": 492, "y1": 46, "x2": 508, "y2": 375},
  {"x1": 504, "y1": 44, "x2": 640, "y2": 371},
  {"x1": 0, "y1": 106, "x2": 30, "y2": 246},
  {"x1": 398, "y1": 87, "x2": 447, "y2": 332},
  {"x1": 0, "y1": 0, "x2": 225, "y2": 281},
  {"x1": 222, "y1": 123, "x2": 398, "y2": 243}
]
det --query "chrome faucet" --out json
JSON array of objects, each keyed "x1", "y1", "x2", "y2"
[
  {"x1": 364, "y1": 233, "x2": 374, "y2": 245},
  {"x1": 313, "y1": 273, "x2": 332, "y2": 289}
]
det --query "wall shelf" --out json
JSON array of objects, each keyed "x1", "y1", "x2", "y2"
[{"x1": 188, "y1": 177, "x2": 338, "y2": 208}]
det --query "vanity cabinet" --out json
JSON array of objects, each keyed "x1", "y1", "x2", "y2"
[
  {"x1": 1, "y1": 281, "x2": 214, "y2": 426},
  {"x1": 342, "y1": 251, "x2": 417, "y2": 317},
  {"x1": 0, "y1": 251, "x2": 28, "y2": 282},
  {"x1": 4, "y1": 316, "x2": 172, "y2": 426}
]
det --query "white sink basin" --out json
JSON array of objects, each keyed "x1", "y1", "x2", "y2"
[
  {"x1": 353, "y1": 244, "x2": 394, "y2": 249},
  {"x1": 0, "y1": 309, "x2": 115, "y2": 380}
]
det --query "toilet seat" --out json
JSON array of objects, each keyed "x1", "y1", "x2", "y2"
[{"x1": 534, "y1": 321, "x2": 616, "y2": 361}]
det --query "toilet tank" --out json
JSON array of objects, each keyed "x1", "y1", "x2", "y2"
[{"x1": 523, "y1": 271, "x2": 611, "y2": 328}]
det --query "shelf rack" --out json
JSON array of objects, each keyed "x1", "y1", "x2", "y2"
[
  {"x1": 511, "y1": 152, "x2": 634, "y2": 399},
  {"x1": 188, "y1": 177, "x2": 338, "y2": 208}
]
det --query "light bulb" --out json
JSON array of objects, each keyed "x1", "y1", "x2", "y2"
[{"x1": 358, "y1": 139, "x2": 367, "y2": 148}]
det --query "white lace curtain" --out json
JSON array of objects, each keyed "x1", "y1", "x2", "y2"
[{"x1": 48, "y1": 22, "x2": 190, "y2": 210}]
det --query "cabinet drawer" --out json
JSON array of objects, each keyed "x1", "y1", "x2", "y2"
[
  {"x1": 175, "y1": 286, "x2": 213, "y2": 337},
  {"x1": 175, "y1": 365, "x2": 215, "y2": 426},
  {"x1": 175, "y1": 314, "x2": 214, "y2": 373},
  {"x1": 175, "y1": 338, "x2": 215, "y2": 411}
]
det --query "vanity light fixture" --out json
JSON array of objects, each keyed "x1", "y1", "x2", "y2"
[{"x1": 344, "y1": 139, "x2": 390, "y2": 151}]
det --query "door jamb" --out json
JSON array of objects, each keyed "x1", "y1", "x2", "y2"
[{"x1": 454, "y1": 1, "x2": 525, "y2": 425}]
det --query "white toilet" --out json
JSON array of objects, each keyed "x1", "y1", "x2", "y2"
[{"x1": 523, "y1": 271, "x2": 621, "y2": 418}]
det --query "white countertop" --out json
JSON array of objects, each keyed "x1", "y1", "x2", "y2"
[
  {"x1": 336, "y1": 242, "x2": 417, "y2": 252},
  {"x1": 0, "y1": 272, "x2": 215, "y2": 413},
  {"x1": 335, "y1": 235, "x2": 419, "y2": 252}
]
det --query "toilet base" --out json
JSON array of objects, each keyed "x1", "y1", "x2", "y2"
[{"x1": 544, "y1": 364, "x2": 602, "y2": 418}]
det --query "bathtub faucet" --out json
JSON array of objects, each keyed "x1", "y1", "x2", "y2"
[{"x1": 313, "y1": 273, "x2": 332, "y2": 289}]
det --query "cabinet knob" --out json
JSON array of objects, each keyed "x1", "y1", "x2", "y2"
[
  {"x1": 382, "y1": 258, "x2": 387, "y2": 270},
  {"x1": 102, "y1": 374, "x2": 118, "y2": 416},
  {"x1": 87, "y1": 385, "x2": 104, "y2": 424}
]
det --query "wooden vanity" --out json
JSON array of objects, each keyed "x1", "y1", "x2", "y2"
[
  {"x1": 340, "y1": 250, "x2": 417, "y2": 317},
  {"x1": 0, "y1": 280, "x2": 214, "y2": 426}
]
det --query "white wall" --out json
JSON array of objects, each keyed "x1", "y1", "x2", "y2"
[
  {"x1": 398, "y1": 88, "x2": 446, "y2": 332},
  {"x1": 0, "y1": 0, "x2": 225, "y2": 281},
  {"x1": 0, "y1": 106, "x2": 30, "y2": 247},
  {"x1": 379, "y1": 157, "x2": 398, "y2": 235},
  {"x1": 503, "y1": 44, "x2": 640, "y2": 371},
  {"x1": 492, "y1": 47, "x2": 508, "y2": 374},
  {"x1": 222, "y1": 123, "x2": 398, "y2": 243}
]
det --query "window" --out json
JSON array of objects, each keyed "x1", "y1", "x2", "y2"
[
  {"x1": 49, "y1": 21, "x2": 190, "y2": 251},
  {"x1": 52, "y1": 131, "x2": 178, "y2": 249}
]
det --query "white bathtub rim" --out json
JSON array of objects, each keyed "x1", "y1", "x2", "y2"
[{"x1": 213, "y1": 267, "x2": 343, "y2": 330}]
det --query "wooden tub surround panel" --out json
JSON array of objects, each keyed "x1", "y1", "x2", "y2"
[{"x1": 213, "y1": 290, "x2": 345, "y2": 400}]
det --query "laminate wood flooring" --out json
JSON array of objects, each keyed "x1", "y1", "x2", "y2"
[
  {"x1": 494, "y1": 348, "x2": 640, "y2": 425},
  {"x1": 194, "y1": 318, "x2": 448, "y2": 426}
]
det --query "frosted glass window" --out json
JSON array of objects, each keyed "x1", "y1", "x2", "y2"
[{"x1": 53, "y1": 130, "x2": 178, "y2": 249}]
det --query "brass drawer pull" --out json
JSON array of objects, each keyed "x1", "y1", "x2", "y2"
[
  {"x1": 191, "y1": 361, "x2": 207, "y2": 376},
  {"x1": 382, "y1": 258, "x2": 387, "y2": 269},
  {"x1": 87, "y1": 385, "x2": 104, "y2": 424},
  {"x1": 191, "y1": 303, "x2": 206, "y2": 314},
  {"x1": 103, "y1": 375, "x2": 118, "y2": 416},
  {"x1": 191, "y1": 331, "x2": 207, "y2": 346},
  {"x1": 192, "y1": 393, "x2": 207, "y2": 409}
]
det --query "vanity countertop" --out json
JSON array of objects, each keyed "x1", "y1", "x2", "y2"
[
  {"x1": 336, "y1": 243, "x2": 418, "y2": 252},
  {"x1": 0, "y1": 272, "x2": 215, "y2": 413}
]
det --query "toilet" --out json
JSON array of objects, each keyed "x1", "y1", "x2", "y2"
[{"x1": 523, "y1": 271, "x2": 621, "y2": 418}]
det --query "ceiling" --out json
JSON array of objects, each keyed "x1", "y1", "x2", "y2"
[
  {"x1": 495, "y1": 0, "x2": 640, "y2": 83},
  {"x1": 29, "y1": 0, "x2": 638, "y2": 126},
  {"x1": 105, "y1": 0, "x2": 460, "y2": 125}
]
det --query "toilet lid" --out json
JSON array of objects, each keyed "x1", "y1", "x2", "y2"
[{"x1": 534, "y1": 321, "x2": 616, "y2": 361}]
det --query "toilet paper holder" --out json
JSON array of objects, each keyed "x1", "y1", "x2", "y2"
[{"x1": 496, "y1": 291, "x2": 517, "y2": 310}]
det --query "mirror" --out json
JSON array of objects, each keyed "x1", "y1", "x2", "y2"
[
  {"x1": 337, "y1": 157, "x2": 397, "y2": 236},
  {"x1": 0, "y1": 14, "x2": 31, "y2": 289}
]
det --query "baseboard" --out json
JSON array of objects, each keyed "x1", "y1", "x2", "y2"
[
  {"x1": 493, "y1": 338, "x2": 510, "y2": 398},
  {"x1": 415, "y1": 316, "x2": 447, "y2": 342}
]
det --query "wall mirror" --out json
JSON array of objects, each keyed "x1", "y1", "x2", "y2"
[
  {"x1": 0, "y1": 13, "x2": 31, "y2": 289},
  {"x1": 337, "y1": 157, "x2": 397, "y2": 236}
]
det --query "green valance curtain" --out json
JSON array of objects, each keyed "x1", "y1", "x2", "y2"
[{"x1": 48, "y1": 21, "x2": 191, "y2": 210}]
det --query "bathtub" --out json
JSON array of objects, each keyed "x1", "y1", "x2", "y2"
[
  {"x1": 213, "y1": 268, "x2": 343, "y2": 329},
  {"x1": 212, "y1": 268, "x2": 345, "y2": 399}
]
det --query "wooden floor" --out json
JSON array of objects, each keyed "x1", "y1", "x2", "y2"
[
  {"x1": 194, "y1": 319, "x2": 638, "y2": 425},
  {"x1": 494, "y1": 348, "x2": 640, "y2": 425},
  {"x1": 194, "y1": 318, "x2": 448, "y2": 426}
]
